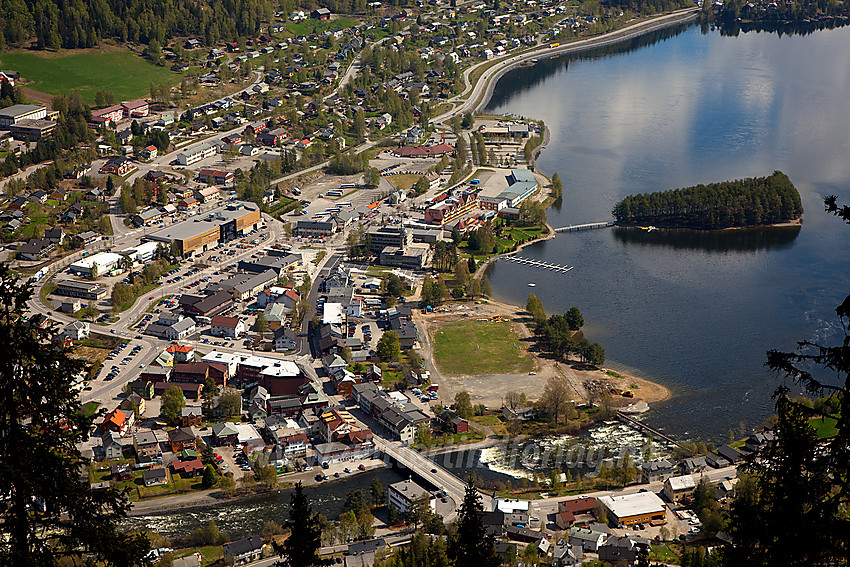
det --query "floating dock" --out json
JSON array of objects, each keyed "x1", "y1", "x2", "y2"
[
  {"x1": 554, "y1": 220, "x2": 616, "y2": 233},
  {"x1": 502, "y1": 255, "x2": 573, "y2": 273}
]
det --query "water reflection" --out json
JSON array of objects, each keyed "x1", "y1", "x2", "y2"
[{"x1": 612, "y1": 225, "x2": 801, "y2": 252}]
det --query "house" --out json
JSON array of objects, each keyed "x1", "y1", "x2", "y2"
[
  {"x1": 101, "y1": 431, "x2": 124, "y2": 461},
  {"x1": 663, "y1": 475, "x2": 696, "y2": 504},
  {"x1": 598, "y1": 536, "x2": 638, "y2": 566},
  {"x1": 171, "y1": 458, "x2": 205, "y2": 478},
  {"x1": 744, "y1": 431, "x2": 775, "y2": 453},
  {"x1": 99, "y1": 157, "x2": 135, "y2": 175},
  {"x1": 441, "y1": 410, "x2": 468, "y2": 434},
  {"x1": 167, "y1": 427, "x2": 197, "y2": 453},
  {"x1": 101, "y1": 408, "x2": 132, "y2": 436},
  {"x1": 555, "y1": 496, "x2": 598, "y2": 529},
  {"x1": 182, "y1": 406, "x2": 203, "y2": 427},
  {"x1": 311, "y1": 7, "x2": 331, "y2": 19},
  {"x1": 133, "y1": 429, "x2": 161, "y2": 460},
  {"x1": 639, "y1": 459, "x2": 676, "y2": 483},
  {"x1": 322, "y1": 353, "x2": 347, "y2": 375},
  {"x1": 111, "y1": 463, "x2": 132, "y2": 481},
  {"x1": 273, "y1": 326, "x2": 297, "y2": 351},
  {"x1": 569, "y1": 526, "x2": 608, "y2": 552},
  {"x1": 213, "y1": 422, "x2": 240, "y2": 445},
  {"x1": 223, "y1": 536, "x2": 264, "y2": 565},
  {"x1": 166, "y1": 344, "x2": 196, "y2": 363},
  {"x1": 44, "y1": 226, "x2": 65, "y2": 245},
  {"x1": 716, "y1": 444, "x2": 743, "y2": 464},
  {"x1": 17, "y1": 238, "x2": 54, "y2": 261},
  {"x1": 62, "y1": 320, "x2": 90, "y2": 341},
  {"x1": 142, "y1": 467, "x2": 168, "y2": 486},
  {"x1": 120, "y1": 392, "x2": 146, "y2": 417},
  {"x1": 680, "y1": 456, "x2": 707, "y2": 475},
  {"x1": 211, "y1": 316, "x2": 245, "y2": 339},
  {"x1": 139, "y1": 145, "x2": 158, "y2": 160}
]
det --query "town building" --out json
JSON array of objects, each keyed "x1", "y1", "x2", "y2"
[
  {"x1": 387, "y1": 479, "x2": 434, "y2": 515},
  {"x1": 598, "y1": 492, "x2": 667, "y2": 527},
  {"x1": 663, "y1": 475, "x2": 697, "y2": 503},
  {"x1": 144, "y1": 201, "x2": 261, "y2": 257},
  {"x1": 0, "y1": 104, "x2": 48, "y2": 127}
]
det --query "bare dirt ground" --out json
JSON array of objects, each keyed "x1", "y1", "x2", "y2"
[{"x1": 415, "y1": 297, "x2": 670, "y2": 410}]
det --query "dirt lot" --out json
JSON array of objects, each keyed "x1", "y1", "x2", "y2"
[{"x1": 416, "y1": 298, "x2": 670, "y2": 410}]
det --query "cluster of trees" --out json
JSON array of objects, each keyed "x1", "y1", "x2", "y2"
[
  {"x1": 613, "y1": 171, "x2": 804, "y2": 229},
  {"x1": 551, "y1": 172, "x2": 563, "y2": 199},
  {"x1": 235, "y1": 152, "x2": 298, "y2": 208},
  {"x1": 718, "y1": 0, "x2": 850, "y2": 22},
  {"x1": 606, "y1": 0, "x2": 694, "y2": 15},
  {"x1": 527, "y1": 296, "x2": 604, "y2": 366},
  {"x1": 518, "y1": 198, "x2": 547, "y2": 227},
  {"x1": 420, "y1": 274, "x2": 492, "y2": 307},
  {"x1": 326, "y1": 149, "x2": 371, "y2": 175},
  {"x1": 1, "y1": 0, "x2": 277, "y2": 50},
  {"x1": 467, "y1": 225, "x2": 497, "y2": 254}
]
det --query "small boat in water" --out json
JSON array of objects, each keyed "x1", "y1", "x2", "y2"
[{"x1": 528, "y1": 282, "x2": 536, "y2": 287}]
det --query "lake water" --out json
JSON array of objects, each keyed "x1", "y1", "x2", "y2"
[{"x1": 484, "y1": 22, "x2": 850, "y2": 440}]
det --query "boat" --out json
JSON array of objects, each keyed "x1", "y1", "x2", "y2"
[
  {"x1": 531, "y1": 58, "x2": 538, "y2": 63},
  {"x1": 528, "y1": 282, "x2": 536, "y2": 287}
]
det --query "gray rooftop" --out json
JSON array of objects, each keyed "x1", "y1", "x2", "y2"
[{"x1": 145, "y1": 201, "x2": 259, "y2": 243}]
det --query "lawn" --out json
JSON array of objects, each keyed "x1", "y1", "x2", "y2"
[
  {"x1": 809, "y1": 416, "x2": 838, "y2": 439},
  {"x1": 431, "y1": 320, "x2": 535, "y2": 375},
  {"x1": 472, "y1": 414, "x2": 509, "y2": 436},
  {"x1": 0, "y1": 49, "x2": 180, "y2": 104}
]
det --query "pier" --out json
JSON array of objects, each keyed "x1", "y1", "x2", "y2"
[
  {"x1": 502, "y1": 255, "x2": 573, "y2": 273},
  {"x1": 554, "y1": 220, "x2": 616, "y2": 233},
  {"x1": 616, "y1": 411, "x2": 694, "y2": 456}
]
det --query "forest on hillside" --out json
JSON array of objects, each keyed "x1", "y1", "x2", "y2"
[{"x1": 612, "y1": 171, "x2": 804, "y2": 230}]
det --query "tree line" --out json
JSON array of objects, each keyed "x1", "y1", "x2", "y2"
[
  {"x1": 0, "y1": 0, "x2": 281, "y2": 50},
  {"x1": 612, "y1": 171, "x2": 803, "y2": 230}
]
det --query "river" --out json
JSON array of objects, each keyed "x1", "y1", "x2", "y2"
[{"x1": 484, "y1": 21, "x2": 850, "y2": 440}]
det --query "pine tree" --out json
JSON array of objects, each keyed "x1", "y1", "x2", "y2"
[
  {"x1": 449, "y1": 479, "x2": 500, "y2": 567},
  {"x1": 274, "y1": 482, "x2": 330, "y2": 567},
  {"x1": 0, "y1": 266, "x2": 150, "y2": 566}
]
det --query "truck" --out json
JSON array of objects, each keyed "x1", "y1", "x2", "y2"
[{"x1": 427, "y1": 383, "x2": 439, "y2": 392}]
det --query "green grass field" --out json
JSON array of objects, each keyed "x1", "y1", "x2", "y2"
[
  {"x1": 0, "y1": 50, "x2": 180, "y2": 104},
  {"x1": 809, "y1": 416, "x2": 838, "y2": 439},
  {"x1": 432, "y1": 320, "x2": 535, "y2": 375}
]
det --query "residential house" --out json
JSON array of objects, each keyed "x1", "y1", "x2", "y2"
[
  {"x1": 211, "y1": 316, "x2": 245, "y2": 339},
  {"x1": 120, "y1": 392, "x2": 146, "y2": 417},
  {"x1": 166, "y1": 344, "x2": 196, "y2": 363},
  {"x1": 639, "y1": 459, "x2": 676, "y2": 483},
  {"x1": 167, "y1": 427, "x2": 197, "y2": 453},
  {"x1": 223, "y1": 536, "x2": 264, "y2": 565},
  {"x1": 387, "y1": 479, "x2": 433, "y2": 515},
  {"x1": 111, "y1": 463, "x2": 132, "y2": 481},
  {"x1": 273, "y1": 326, "x2": 297, "y2": 351},
  {"x1": 555, "y1": 496, "x2": 598, "y2": 529},
  {"x1": 663, "y1": 475, "x2": 696, "y2": 504},
  {"x1": 171, "y1": 458, "x2": 205, "y2": 478},
  {"x1": 568, "y1": 527, "x2": 607, "y2": 552},
  {"x1": 142, "y1": 468, "x2": 168, "y2": 487},
  {"x1": 598, "y1": 536, "x2": 639, "y2": 566},
  {"x1": 680, "y1": 456, "x2": 707, "y2": 475},
  {"x1": 716, "y1": 444, "x2": 743, "y2": 464},
  {"x1": 182, "y1": 406, "x2": 203, "y2": 427},
  {"x1": 133, "y1": 430, "x2": 161, "y2": 460},
  {"x1": 101, "y1": 431, "x2": 124, "y2": 461},
  {"x1": 101, "y1": 408, "x2": 132, "y2": 436},
  {"x1": 212, "y1": 422, "x2": 240, "y2": 445},
  {"x1": 62, "y1": 320, "x2": 90, "y2": 341}
]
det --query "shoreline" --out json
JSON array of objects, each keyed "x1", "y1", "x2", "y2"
[{"x1": 614, "y1": 217, "x2": 803, "y2": 232}]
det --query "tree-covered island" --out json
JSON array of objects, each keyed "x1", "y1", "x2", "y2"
[{"x1": 612, "y1": 170, "x2": 803, "y2": 230}]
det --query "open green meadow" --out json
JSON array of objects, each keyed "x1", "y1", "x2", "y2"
[
  {"x1": 0, "y1": 50, "x2": 180, "y2": 104},
  {"x1": 432, "y1": 319, "x2": 535, "y2": 375}
]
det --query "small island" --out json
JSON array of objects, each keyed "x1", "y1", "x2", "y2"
[{"x1": 612, "y1": 170, "x2": 803, "y2": 230}]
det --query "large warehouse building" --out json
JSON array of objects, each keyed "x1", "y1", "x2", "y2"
[
  {"x1": 144, "y1": 201, "x2": 261, "y2": 257},
  {"x1": 598, "y1": 492, "x2": 667, "y2": 527}
]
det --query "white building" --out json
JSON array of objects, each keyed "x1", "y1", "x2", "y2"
[
  {"x1": 119, "y1": 241, "x2": 159, "y2": 263},
  {"x1": 387, "y1": 479, "x2": 435, "y2": 515},
  {"x1": 69, "y1": 252, "x2": 122, "y2": 277},
  {"x1": 177, "y1": 141, "x2": 218, "y2": 165}
]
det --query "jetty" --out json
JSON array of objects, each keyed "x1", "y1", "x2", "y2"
[
  {"x1": 502, "y1": 255, "x2": 573, "y2": 273},
  {"x1": 616, "y1": 411, "x2": 694, "y2": 456},
  {"x1": 554, "y1": 220, "x2": 616, "y2": 233}
]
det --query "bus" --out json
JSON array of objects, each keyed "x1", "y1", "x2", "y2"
[
  {"x1": 339, "y1": 183, "x2": 357, "y2": 189},
  {"x1": 338, "y1": 202, "x2": 351, "y2": 207},
  {"x1": 326, "y1": 189, "x2": 343, "y2": 197}
]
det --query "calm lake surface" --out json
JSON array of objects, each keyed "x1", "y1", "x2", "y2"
[{"x1": 485, "y1": 22, "x2": 850, "y2": 439}]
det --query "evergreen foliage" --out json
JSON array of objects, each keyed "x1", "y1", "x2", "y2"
[
  {"x1": 0, "y1": 266, "x2": 150, "y2": 566},
  {"x1": 274, "y1": 482, "x2": 330, "y2": 567},
  {"x1": 613, "y1": 171, "x2": 803, "y2": 229}
]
